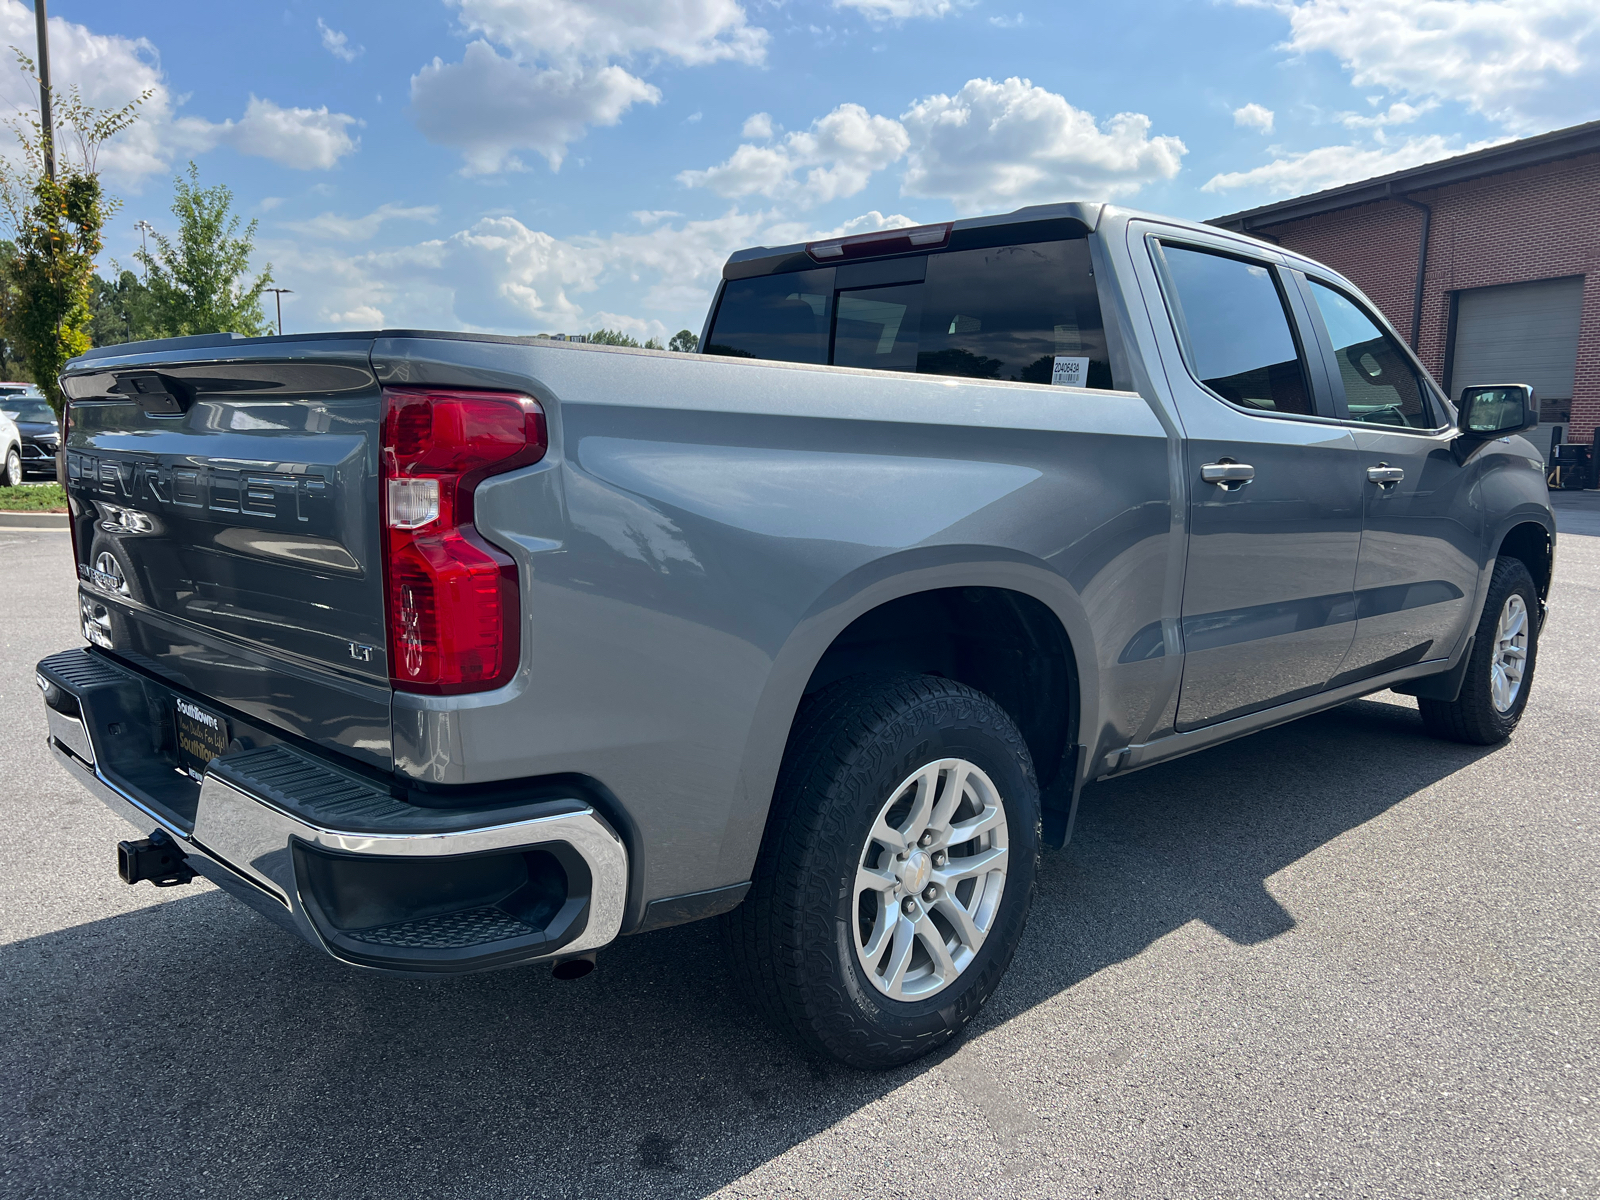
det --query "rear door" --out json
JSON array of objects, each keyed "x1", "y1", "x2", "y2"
[
  {"x1": 1298, "y1": 276, "x2": 1479, "y2": 681},
  {"x1": 1134, "y1": 227, "x2": 1364, "y2": 730},
  {"x1": 61, "y1": 340, "x2": 392, "y2": 768}
]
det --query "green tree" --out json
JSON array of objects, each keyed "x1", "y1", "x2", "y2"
[
  {"x1": 138, "y1": 162, "x2": 273, "y2": 338},
  {"x1": 89, "y1": 267, "x2": 159, "y2": 346},
  {"x1": 587, "y1": 328, "x2": 665, "y2": 349},
  {"x1": 669, "y1": 329, "x2": 699, "y2": 352},
  {"x1": 0, "y1": 53, "x2": 146, "y2": 414},
  {"x1": 0, "y1": 240, "x2": 30, "y2": 380}
]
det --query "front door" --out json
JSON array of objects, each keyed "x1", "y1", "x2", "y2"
[
  {"x1": 1299, "y1": 277, "x2": 1479, "y2": 682},
  {"x1": 1138, "y1": 232, "x2": 1364, "y2": 731}
]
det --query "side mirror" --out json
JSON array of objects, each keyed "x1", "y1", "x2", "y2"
[{"x1": 1458, "y1": 384, "x2": 1537, "y2": 439}]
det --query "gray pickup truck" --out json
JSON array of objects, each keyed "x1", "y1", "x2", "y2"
[{"x1": 37, "y1": 203, "x2": 1553, "y2": 1068}]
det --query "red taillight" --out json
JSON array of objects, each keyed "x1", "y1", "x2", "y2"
[{"x1": 380, "y1": 387, "x2": 547, "y2": 694}]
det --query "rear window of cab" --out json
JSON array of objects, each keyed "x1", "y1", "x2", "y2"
[{"x1": 705, "y1": 235, "x2": 1114, "y2": 390}]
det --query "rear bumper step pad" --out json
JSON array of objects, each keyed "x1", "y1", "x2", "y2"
[{"x1": 36, "y1": 648, "x2": 628, "y2": 974}]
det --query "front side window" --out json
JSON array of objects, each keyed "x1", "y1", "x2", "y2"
[
  {"x1": 1307, "y1": 280, "x2": 1434, "y2": 429},
  {"x1": 1159, "y1": 244, "x2": 1315, "y2": 417},
  {"x1": 705, "y1": 268, "x2": 834, "y2": 364}
]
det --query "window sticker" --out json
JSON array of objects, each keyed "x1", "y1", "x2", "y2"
[{"x1": 1052, "y1": 355, "x2": 1090, "y2": 388}]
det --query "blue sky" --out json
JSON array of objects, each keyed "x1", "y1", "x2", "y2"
[{"x1": 4, "y1": 0, "x2": 1596, "y2": 340}]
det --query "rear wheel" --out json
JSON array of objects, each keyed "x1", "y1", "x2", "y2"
[
  {"x1": 1, "y1": 445, "x2": 20, "y2": 486},
  {"x1": 725, "y1": 674, "x2": 1040, "y2": 1069},
  {"x1": 1419, "y1": 558, "x2": 1539, "y2": 745}
]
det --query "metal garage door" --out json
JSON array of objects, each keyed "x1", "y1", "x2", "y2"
[{"x1": 1450, "y1": 275, "x2": 1584, "y2": 459}]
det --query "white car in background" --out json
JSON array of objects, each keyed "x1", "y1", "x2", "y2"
[{"x1": 0, "y1": 406, "x2": 22, "y2": 486}]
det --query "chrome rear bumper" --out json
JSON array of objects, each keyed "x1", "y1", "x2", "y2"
[{"x1": 37, "y1": 648, "x2": 628, "y2": 973}]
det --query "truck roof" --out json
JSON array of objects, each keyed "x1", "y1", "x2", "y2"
[{"x1": 719, "y1": 201, "x2": 1283, "y2": 281}]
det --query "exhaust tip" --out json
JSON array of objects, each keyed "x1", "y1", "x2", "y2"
[{"x1": 551, "y1": 953, "x2": 596, "y2": 981}]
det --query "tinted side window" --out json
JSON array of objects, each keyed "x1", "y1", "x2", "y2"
[
  {"x1": 916, "y1": 239, "x2": 1111, "y2": 388},
  {"x1": 705, "y1": 268, "x2": 834, "y2": 363},
  {"x1": 1160, "y1": 245, "x2": 1314, "y2": 417},
  {"x1": 704, "y1": 239, "x2": 1113, "y2": 388},
  {"x1": 1307, "y1": 280, "x2": 1433, "y2": 429}
]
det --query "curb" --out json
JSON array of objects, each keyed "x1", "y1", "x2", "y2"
[{"x1": 0, "y1": 510, "x2": 68, "y2": 529}]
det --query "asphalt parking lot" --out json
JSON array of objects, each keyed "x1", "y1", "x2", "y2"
[{"x1": 1, "y1": 501, "x2": 1595, "y2": 1200}]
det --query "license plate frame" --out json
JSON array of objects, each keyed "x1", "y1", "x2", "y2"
[{"x1": 173, "y1": 697, "x2": 230, "y2": 776}]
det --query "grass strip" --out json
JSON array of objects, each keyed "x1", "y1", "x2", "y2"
[{"x1": 0, "y1": 482, "x2": 67, "y2": 511}]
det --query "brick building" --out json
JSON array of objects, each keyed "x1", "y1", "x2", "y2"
[{"x1": 1210, "y1": 120, "x2": 1600, "y2": 458}]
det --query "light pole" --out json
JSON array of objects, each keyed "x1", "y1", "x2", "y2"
[
  {"x1": 264, "y1": 287, "x2": 292, "y2": 336},
  {"x1": 134, "y1": 220, "x2": 153, "y2": 280},
  {"x1": 35, "y1": 2, "x2": 54, "y2": 182}
]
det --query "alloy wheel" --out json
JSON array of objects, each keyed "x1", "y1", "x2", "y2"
[
  {"x1": 852, "y1": 758, "x2": 1009, "y2": 1001},
  {"x1": 1490, "y1": 593, "x2": 1528, "y2": 712}
]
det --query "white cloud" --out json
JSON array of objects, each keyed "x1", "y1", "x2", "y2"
[
  {"x1": 283, "y1": 202, "x2": 440, "y2": 241},
  {"x1": 261, "y1": 205, "x2": 918, "y2": 338},
  {"x1": 331, "y1": 304, "x2": 385, "y2": 327},
  {"x1": 677, "y1": 102, "x2": 909, "y2": 207},
  {"x1": 265, "y1": 211, "x2": 714, "y2": 334},
  {"x1": 810, "y1": 209, "x2": 918, "y2": 237},
  {"x1": 317, "y1": 18, "x2": 362, "y2": 62},
  {"x1": 259, "y1": 196, "x2": 285, "y2": 211},
  {"x1": 833, "y1": 0, "x2": 963, "y2": 19},
  {"x1": 1248, "y1": 0, "x2": 1600, "y2": 131},
  {"x1": 191, "y1": 97, "x2": 361, "y2": 170},
  {"x1": 450, "y1": 0, "x2": 767, "y2": 67},
  {"x1": 1233, "y1": 102, "x2": 1275, "y2": 133},
  {"x1": 412, "y1": 2, "x2": 763, "y2": 174},
  {"x1": 1202, "y1": 133, "x2": 1504, "y2": 195},
  {"x1": 1338, "y1": 99, "x2": 1432, "y2": 128},
  {"x1": 989, "y1": 13, "x2": 1026, "y2": 27},
  {"x1": 900, "y1": 77, "x2": 1186, "y2": 213},
  {"x1": 410, "y1": 40, "x2": 660, "y2": 173},
  {"x1": 681, "y1": 81, "x2": 1184, "y2": 217},
  {"x1": 0, "y1": 2, "x2": 360, "y2": 184},
  {"x1": 741, "y1": 111, "x2": 774, "y2": 140}
]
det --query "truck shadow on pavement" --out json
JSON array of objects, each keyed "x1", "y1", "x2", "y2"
[{"x1": 0, "y1": 696, "x2": 1494, "y2": 1200}]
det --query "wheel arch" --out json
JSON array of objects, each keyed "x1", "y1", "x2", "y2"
[
  {"x1": 797, "y1": 587, "x2": 1080, "y2": 797},
  {"x1": 717, "y1": 549, "x2": 1094, "y2": 887},
  {"x1": 1495, "y1": 518, "x2": 1554, "y2": 602}
]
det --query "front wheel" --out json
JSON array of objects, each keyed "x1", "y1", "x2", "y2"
[
  {"x1": 1419, "y1": 557, "x2": 1539, "y2": 745},
  {"x1": 1, "y1": 445, "x2": 20, "y2": 487},
  {"x1": 725, "y1": 674, "x2": 1040, "y2": 1069}
]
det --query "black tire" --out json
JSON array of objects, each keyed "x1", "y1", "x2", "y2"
[
  {"x1": 1, "y1": 445, "x2": 20, "y2": 487},
  {"x1": 725, "y1": 674, "x2": 1040, "y2": 1069},
  {"x1": 1419, "y1": 558, "x2": 1539, "y2": 745}
]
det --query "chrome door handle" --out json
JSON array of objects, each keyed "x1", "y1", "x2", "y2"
[
  {"x1": 1200, "y1": 461, "x2": 1255, "y2": 490},
  {"x1": 1366, "y1": 463, "x2": 1405, "y2": 488}
]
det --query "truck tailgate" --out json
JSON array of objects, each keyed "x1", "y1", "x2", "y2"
[{"x1": 60, "y1": 338, "x2": 391, "y2": 769}]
